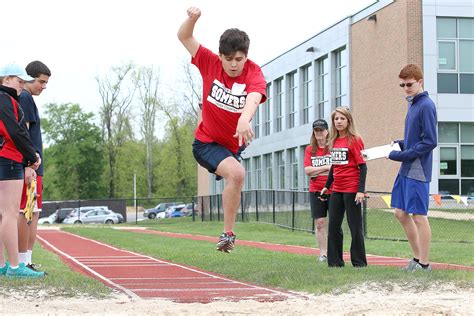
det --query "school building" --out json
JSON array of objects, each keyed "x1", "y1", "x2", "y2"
[{"x1": 197, "y1": 0, "x2": 474, "y2": 197}]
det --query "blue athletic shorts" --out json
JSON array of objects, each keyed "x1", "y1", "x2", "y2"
[
  {"x1": 192, "y1": 139, "x2": 245, "y2": 181},
  {"x1": 0, "y1": 157, "x2": 24, "y2": 180},
  {"x1": 391, "y1": 174, "x2": 429, "y2": 215}
]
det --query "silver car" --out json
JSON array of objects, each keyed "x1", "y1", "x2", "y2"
[{"x1": 63, "y1": 209, "x2": 119, "y2": 224}]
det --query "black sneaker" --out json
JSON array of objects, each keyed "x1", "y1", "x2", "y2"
[
  {"x1": 27, "y1": 263, "x2": 48, "y2": 275},
  {"x1": 216, "y1": 233, "x2": 236, "y2": 253}
]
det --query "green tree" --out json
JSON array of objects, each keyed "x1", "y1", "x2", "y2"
[
  {"x1": 155, "y1": 117, "x2": 197, "y2": 198},
  {"x1": 96, "y1": 63, "x2": 135, "y2": 198},
  {"x1": 42, "y1": 103, "x2": 106, "y2": 199}
]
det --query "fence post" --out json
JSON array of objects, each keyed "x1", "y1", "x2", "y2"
[
  {"x1": 192, "y1": 197, "x2": 195, "y2": 222},
  {"x1": 272, "y1": 190, "x2": 276, "y2": 224},
  {"x1": 201, "y1": 196, "x2": 204, "y2": 222},
  {"x1": 255, "y1": 190, "x2": 259, "y2": 222},
  {"x1": 363, "y1": 197, "x2": 368, "y2": 238},
  {"x1": 217, "y1": 194, "x2": 220, "y2": 222},
  {"x1": 210, "y1": 195, "x2": 213, "y2": 222},
  {"x1": 135, "y1": 198, "x2": 138, "y2": 225},
  {"x1": 241, "y1": 192, "x2": 244, "y2": 222},
  {"x1": 292, "y1": 191, "x2": 295, "y2": 232}
]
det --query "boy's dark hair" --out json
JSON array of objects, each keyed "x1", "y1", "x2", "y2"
[
  {"x1": 25, "y1": 60, "x2": 51, "y2": 78},
  {"x1": 399, "y1": 64, "x2": 423, "y2": 81},
  {"x1": 219, "y1": 28, "x2": 250, "y2": 56}
]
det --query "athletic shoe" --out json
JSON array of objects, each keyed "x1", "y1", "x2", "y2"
[
  {"x1": 27, "y1": 263, "x2": 48, "y2": 275},
  {"x1": 401, "y1": 259, "x2": 419, "y2": 271},
  {"x1": 412, "y1": 263, "x2": 432, "y2": 272},
  {"x1": 6, "y1": 263, "x2": 44, "y2": 278},
  {"x1": 216, "y1": 233, "x2": 236, "y2": 253},
  {"x1": 318, "y1": 255, "x2": 328, "y2": 263},
  {"x1": 0, "y1": 262, "x2": 9, "y2": 276}
]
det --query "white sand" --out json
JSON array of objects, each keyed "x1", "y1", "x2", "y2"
[{"x1": 1, "y1": 282, "x2": 473, "y2": 315}]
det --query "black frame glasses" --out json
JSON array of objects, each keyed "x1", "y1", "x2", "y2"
[{"x1": 399, "y1": 82, "x2": 417, "y2": 88}]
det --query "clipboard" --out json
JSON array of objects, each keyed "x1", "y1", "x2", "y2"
[{"x1": 362, "y1": 143, "x2": 401, "y2": 161}]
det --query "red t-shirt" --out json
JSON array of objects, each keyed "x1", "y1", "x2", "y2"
[
  {"x1": 192, "y1": 45, "x2": 267, "y2": 154},
  {"x1": 330, "y1": 136, "x2": 365, "y2": 193},
  {"x1": 304, "y1": 145, "x2": 331, "y2": 192}
]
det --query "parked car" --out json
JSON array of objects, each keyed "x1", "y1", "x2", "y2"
[
  {"x1": 144, "y1": 202, "x2": 184, "y2": 219},
  {"x1": 164, "y1": 204, "x2": 186, "y2": 218},
  {"x1": 182, "y1": 203, "x2": 195, "y2": 216},
  {"x1": 39, "y1": 207, "x2": 74, "y2": 224},
  {"x1": 38, "y1": 213, "x2": 57, "y2": 225},
  {"x1": 63, "y1": 209, "x2": 119, "y2": 224},
  {"x1": 115, "y1": 212, "x2": 124, "y2": 223}
]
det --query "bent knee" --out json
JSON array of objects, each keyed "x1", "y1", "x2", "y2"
[{"x1": 315, "y1": 218, "x2": 326, "y2": 230}]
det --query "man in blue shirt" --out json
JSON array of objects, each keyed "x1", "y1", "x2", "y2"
[
  {"x1": 389, "y1": 64, "x2": 437, "y2": 272},
  {"x1": 18, "y1": 61, "x2": 50, "y2": 272}
]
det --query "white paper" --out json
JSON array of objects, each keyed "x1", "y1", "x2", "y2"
[{"x1": 362, "y1": 143, "x2": 401, "y2": 161}]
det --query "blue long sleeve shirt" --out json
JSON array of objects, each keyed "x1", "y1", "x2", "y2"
[{"x1": 389, "y1": 91, "x2": 437, "y2": 182}]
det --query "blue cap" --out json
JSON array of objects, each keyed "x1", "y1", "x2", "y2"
[{"x1": 0, "y1": 63, "x2": 34, "y2": 81}]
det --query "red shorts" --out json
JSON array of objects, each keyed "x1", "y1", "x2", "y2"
[{"x1": 20, "y1": 176, "x2": 43, "y2": 212}]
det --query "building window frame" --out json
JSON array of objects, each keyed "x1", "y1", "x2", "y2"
[
  {"x1": 286, "y1": 71, "x2": 297, "y2": 129},
  {"x1": 274, "y1": 78, "x2": 284, "y2": 133}
]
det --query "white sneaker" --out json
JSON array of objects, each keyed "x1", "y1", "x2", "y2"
[{"x1": 318, "y1": 255, "x2": 328, "y2": 263}]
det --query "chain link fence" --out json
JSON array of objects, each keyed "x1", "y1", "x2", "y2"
[
  {"x1": 42, "y1": 191, "x2": 473, "y2": 243},
  {"x1": 196, "y1": 190, "x2": 474, "y2": 243}
]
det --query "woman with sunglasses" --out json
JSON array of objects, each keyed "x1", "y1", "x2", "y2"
[
  {"x1": 0, "y1": 63, "x2": 44, "y2": 278},
  {"x1": 304, "y1": 119, "x2": 331, "y2": 263},
  {"x1": 321, "y1": 106, "x2": 367, "y2": 268}
]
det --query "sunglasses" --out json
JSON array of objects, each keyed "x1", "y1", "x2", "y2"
[{"x1": 399, "y1": 82, "x2": 417, "y2": 88}]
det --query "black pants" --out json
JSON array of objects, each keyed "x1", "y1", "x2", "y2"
[{"x1": 327, "y1": 192, "x2": 367, "y2": 267}]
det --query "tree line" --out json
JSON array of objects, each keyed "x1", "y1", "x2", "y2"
[{"x1": 41, "y1": 62, "x2": 201, "y2": 200}]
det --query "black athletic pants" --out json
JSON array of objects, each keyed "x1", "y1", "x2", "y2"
[{"x1": 327, "y1": 191, "x2": 367, "y2": 267}]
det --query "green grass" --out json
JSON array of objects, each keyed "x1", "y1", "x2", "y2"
[
  {"x1": 218, "y1": 208, "x2": 474, "y2": 243},
  {"x1": 0, "y1": 243, "x2": 112, "y2": 298},
  {"x1": 137, "y1": 217, "x2": 474, "y2": 266},
  {"x1": 59, "y1": 219, "x2": 473, "y2": 294}
]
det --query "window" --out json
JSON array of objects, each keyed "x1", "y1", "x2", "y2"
[
  {"x1": 301, "y1": 64, "x2": 311, "y2": 125},
  {"x1": 275, "y1": 151, "x2": 285, "y2": 189},
  {"x1": 254, "y1": 156, "x2": 262, "y2": 189},
  {"x1": 274, "y1": 78, "x2": 283, "y2": 132},
  {"x1": 334, "y1": 47, "x2": 348, "y2": 106},
  {"x1": 287, "y1": 71, "x2": 297, "y2": 129},
  {"x1": 253, "y1": 102, "x2": 261, "y2": 139},
  {"x1": 263, "y1": 84, "x2": 271, "y2": 136},
  {"x1": 243, "y1": 159, "x2": 251, "y2": 190},
  {"x1": 264, "y1": 153, "x2": 273, "y2": 189},
  {"x1": 437, "y1": 18, "x2": 474, "y2": 94},
  {"x1": 317, "y1": 56, "x2": 329, "y2": 119},
  {"x1": 288, "y1": 148, "x2": 298, "y2": 190},
  {"x1": 438, "y1": 122, "x2": 474, "y2": 195}
]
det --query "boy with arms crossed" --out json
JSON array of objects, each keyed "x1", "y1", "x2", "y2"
[{"x1": 18, "y1": 61, "x2": 51, "y2": 271}]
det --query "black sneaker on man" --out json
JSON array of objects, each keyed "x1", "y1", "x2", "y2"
[
  {"x1": 216, "y1": 232, "x2": 236, "y2": 253},
  {"x1": 27, "y1": 263, "x2": 48, "y2": 275}
]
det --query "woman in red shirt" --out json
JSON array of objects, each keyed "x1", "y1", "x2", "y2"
[
  {"x1": 321, "y1": 107, "x2": 367, "y2": 267},
  {"x1": 0, "y1": 63, "x2": 43, "y2": 278},
  {"x1": 304, "y1": 119, "x2": 331, "y2": 263}
]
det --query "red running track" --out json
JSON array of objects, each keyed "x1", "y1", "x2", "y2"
[
  {"x1": 37, "y1": 229, "x2": 297, "y2": 302},
  {"x1": 118, "y1": 228, "x2": 474, "y2": 271}
]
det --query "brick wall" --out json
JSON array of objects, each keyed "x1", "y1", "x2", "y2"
[{"x1": 351, "y1": 0, "x2": 423, "y2": 192}]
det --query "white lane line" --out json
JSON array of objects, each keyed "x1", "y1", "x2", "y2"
[
  {"x1": 115, "y1": 281, "x2": 233, "y2": 286},
  {"x1": 63, "y1": 231, "x2": 296, "y2": 298},
  {"x1": 88, "y1": 264, "x2": 171, "y2": 267},
  {"x1": 110, "y1": 276, "x2": 214, "y2": 280},
  {"x1": 37, "y1": 234, "x2": 140, "y2": 300},
  {"x1": 133, "y1": 288, "x2": 276, "y2": 292},
  {"x1": 75, "y1": 256, "x2": 138, "y2": 259}
]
